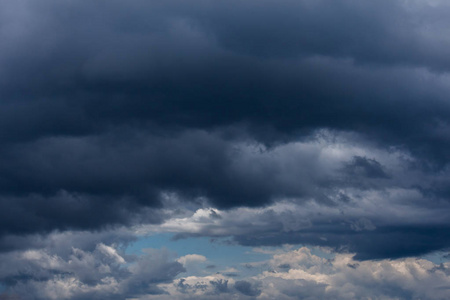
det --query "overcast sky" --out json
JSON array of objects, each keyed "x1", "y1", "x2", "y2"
[{"x1": 1, "y1": 0, "x2": 450, "y2": 299}]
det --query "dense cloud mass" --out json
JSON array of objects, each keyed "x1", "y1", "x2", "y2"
[
  {"x1": 2, "y1": 241, "x2": 449, "y2": 300},
  {"x1": 0, "y1": 237, "x2": 185, "y2": 300},
  {"x1": 151, "y1": 247, "x2": 450, "y2": 300},
  {"x1": 1, "y1": 0, "x2": 450, "y2": 298}
]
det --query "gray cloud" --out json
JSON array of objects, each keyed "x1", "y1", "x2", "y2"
[
  {"x1": 234, "y1": 280, "x2": 262, "y2": 297},
  {"x1": 133, "y1": 133, "x2": 450, "y2": 259},
  {"x1": 0, "y1": 233, "x2": 185, "y2": 300},
  {"x1": 2, "y1": 128, "x2": 450, "y2": 259},
  {"x1": 1, "y1": 1, "x2": 450, "y2": 297},
  {"x1": 0, "y1": 0, "x2": 449, "y2": 157}
]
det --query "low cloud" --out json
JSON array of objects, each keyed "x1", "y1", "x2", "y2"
[
  {"x1": 134, "y1": 247, "x2": 450, "y2": 300},
  {"x1": 0, "y1": 241, "x2": 185, "y2": 300},
  {"x1": 177, "y1": 254, "x2": 207, "y2": 266}
]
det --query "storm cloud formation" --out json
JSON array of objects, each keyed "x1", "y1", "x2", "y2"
[{"x1": 1, "y1": 0, "x2": 450, "y2": 298}]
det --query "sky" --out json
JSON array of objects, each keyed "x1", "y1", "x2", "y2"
[{"x1": 1, "y1": 0, "x2": 450, "y2": 299}]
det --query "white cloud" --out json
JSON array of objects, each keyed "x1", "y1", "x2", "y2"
[
  {"x1": 177, "y1": 254, "x2": 207, "y2": 266},
  {"x1": 96, "y1": 243, "x2": 126, "y2": 264},
  {"x1": 135, "y1": 247, "x2": 450, "y2": 300},
  {"x1": 254, "y1": 247, "x2": 450, "y2": 300},
  {"x1": 0, "y1": 241, "x2": 185, "y2": 300}
]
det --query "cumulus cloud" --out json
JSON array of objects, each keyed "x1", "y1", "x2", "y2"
[
  {"x1": 0, "y1": 239, "x2": 185, "y2": 300},
  {"x1": 126, "y1": 247, "x2": 450, "y2": 300},
  {"x1": 177, "y1": 254, "x2": 207, "y2": 266},
  {"x1": 254, "y1": 247, "x2": 450, "y2": 300}
]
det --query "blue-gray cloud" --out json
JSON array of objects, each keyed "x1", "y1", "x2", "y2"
[{"x1": 0, "y1": 0, "x2": 449, "y2": 291}]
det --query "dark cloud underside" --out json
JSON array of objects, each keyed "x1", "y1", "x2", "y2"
[{"x1": 0, "y1": 0, "x2": 450, "y2": 263}]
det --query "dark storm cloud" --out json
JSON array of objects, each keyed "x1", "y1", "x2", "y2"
[
  {"x1": 1, "y1": 0, "x2": 450, "y2": 152},
  {"x1": 0, "y1": 131, "x2": 297, "y2": 237},
  {"x1": 0, "y1": 0, "x2": 449, "y2": 261},
  {"x1": 177, "y1": 218, "x2": 450, "y2": 260},
  {"x1": 148, "y1": 158, "x2": 450, "y2": 259},
  {"x1": 233, "y1": 224, "x2": 450, "y2": 260}
]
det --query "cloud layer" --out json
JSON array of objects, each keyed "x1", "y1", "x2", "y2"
[
  {"x1": 119, "y1": 247, "x2": 450, "y2": 300},
  {"x1": 2, "y1": 240, "x2": 449, "y2": 300},
  {"x1": 1, "y1": 0, "x2": 450, "y2": 298}
]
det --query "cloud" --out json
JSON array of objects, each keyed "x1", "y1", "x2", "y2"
[
  {"x1": 1, "y1": 0, "x2": 450, "y2": 297},
  {"x1": 133, "y1": 132, "x2": 450, "y2": 259},
  {"x1": 342, "y1": 156, "x2": 390, "y2": 179},
  {"x1": 177, "y1": 254, "x2": 207, "y2": 266},
  {"x1": 0, "y1": 236, "x2": 185, "y2": 300},
  {"x1": 1, "y1": 127, "x2": 450, "y2": 260},
  {"x1": 1, "y1": 0, "x2": 450, "y2": 155},
  {"x1": 0, "y1": 0, "x2": 449, "y2": 237},
  {"x1": 0, "y1": 130, "x2": 397, "y2": 238},
  {"x1": 96, "y1": 243, "x2": 126, "y2": 264},
  {"x1": 138, "y1": 189, "x2": 450, "y2": 259},
  {"x1": 234, "y1": 280, "x2": 262, "y2": 297},
  {"x1": 128, "y1": 247, "x2": 450, "y2": 299},
  {"x1": 253, "y1": 247, "x2": 450, "y2": 300}
]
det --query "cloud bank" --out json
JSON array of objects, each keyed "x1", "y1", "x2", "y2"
[{"x1": 1, "y1": 0, "x2": 450, "y2": 298}]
